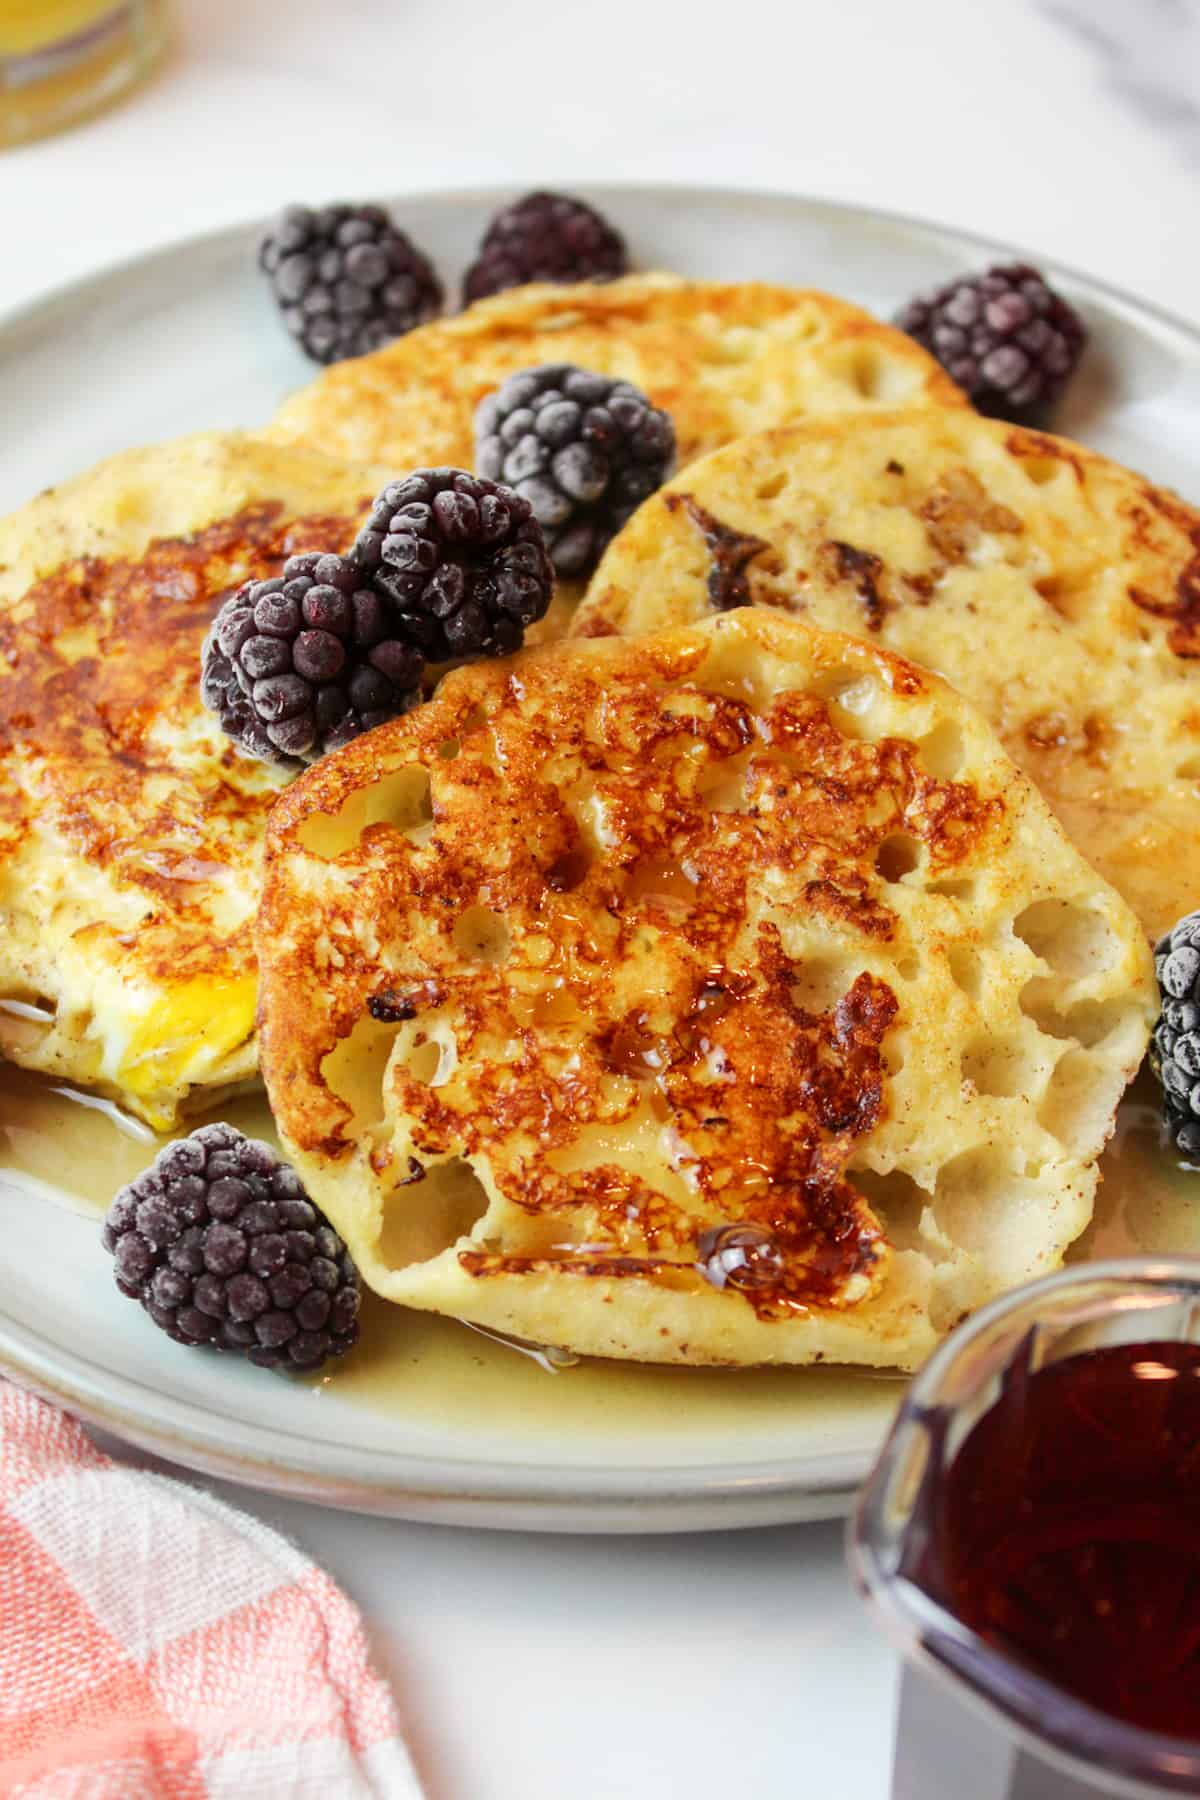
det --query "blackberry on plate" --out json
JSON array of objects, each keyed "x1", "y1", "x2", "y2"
[
  {"x1": 895, "y1": 263, "x2": 1086, "y2": 422},
  {"x1": 352, "y1": 468, "x2": 554, "y2": 661},
  {"x1": 102, "y1": 1124, "x2": 361, "y2": 1372},
  {"x1": 259, "y1": 203, "x2": 442, "y2": 364},
  {"x1": 1152, "y1": 910, "x2": 1200, "y2": 1166},
  {"x1": 475, "y1": 365, "x2": 675, "y2": 577},
  {"x1": 463, "y1": 191, "x2": 628, "y2": 304},
  {"x1": 201, "y1": 551, "x2": 425, "y2": 768}
]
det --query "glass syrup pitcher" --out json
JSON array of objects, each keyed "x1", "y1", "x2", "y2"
[{"x1": 849, "y1": 1259, "x2": 1200, "y2": 1798}]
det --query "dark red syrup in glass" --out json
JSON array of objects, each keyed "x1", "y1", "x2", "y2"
[{"x1": 935, "y1": 1340, "x2": 1200, "y2": 1738}]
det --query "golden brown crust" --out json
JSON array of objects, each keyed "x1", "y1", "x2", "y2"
[
  {"x1": 0, "y1": 503, "x2": 350, "y2": 988},
  {"x1": 264, "y1": 627, "x2": 993, "y2": 1315},
  {"x1": 0, "y1": 431, "x2": 394, "y2": 1126},
  {"x1": 266, "y1": 274, "x2": 966, "y2": 475},
  {"x1": 257, "y1": 611, "x2": 1155, "y2": 1369},
  {"x1": 572, "y1": 412, "x2": 1200, "y2": 940}
]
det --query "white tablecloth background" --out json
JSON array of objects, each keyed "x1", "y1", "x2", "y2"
[{"x1": 4, "y1": 2, "x2": 1197, "y2": 1793}]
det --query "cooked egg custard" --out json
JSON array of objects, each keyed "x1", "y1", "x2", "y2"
[{"x1": 0, "y1": 431, "x2": 392, "y2": 1129}]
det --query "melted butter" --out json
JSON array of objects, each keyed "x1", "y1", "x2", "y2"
[{"x1": 0, "y1": 1063, "x2": 1194, "y2": 1440}]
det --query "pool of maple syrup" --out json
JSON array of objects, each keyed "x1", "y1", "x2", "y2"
[
  {"x1": 936, "y1": 1339, "x2": 1200, "y2": 1737},
  {"x1": 0, "y1": 1062, "x2": 899, "y2": 1442},
  {"x1": 0, "y1": 1060, "x2": 1194, "y2": 1443},
  {"x1": 0, "y1": 1061, "x2": 282, "y2": 1216}
]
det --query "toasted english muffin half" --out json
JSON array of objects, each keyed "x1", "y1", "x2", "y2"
[
  {"x1": 572, "y1": 411, "x2": 1200, "y2": 941},
  {"x1": 256, "y1": 611, "x2": 1153, "y2": 1370},
  {"x1": 265, "y1": 274, "x2": 966, "y2": 638},
  {"x1": 0, "y1": 431, "x2": 394, "y2": 1129}
]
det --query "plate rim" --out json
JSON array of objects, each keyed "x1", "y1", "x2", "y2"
[
  {"x1": 0, "y1": 1303, "x2": 872, "y2": 1531},
  {"x1": 1, "y1": 178, "x2": 1196, "y2": 357},
  {"x1": 0, "y1": 179, "x2": 1193, "y2": 1531}
]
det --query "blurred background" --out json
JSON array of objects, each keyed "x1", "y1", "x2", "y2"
[{"x1": 0, "y1": 0, "x2": 1196, "y2": 318}]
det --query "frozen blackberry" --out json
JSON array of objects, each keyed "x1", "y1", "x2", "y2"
[
  {"x1": 201, "y1": 551, "x2": 425, "y2": 768},
  {"x1": 1152, "y1": 910, "x2": 1200, "y2": 1166},
  {"x1": 353, "y1": 469, "x2": 553, "y2": 661},
  {"x1": 463, "y1": 191, "x2": 628, "y2": 304},
  {"x1": 259, "y1": 203, "x2": 442, "y2": 364},
  {"x1": 475, "y1": 366, "x2": 675, "y2": 577},
  {"x1": 102, "y1": 1124, "x2": 361, "y2": 1372},
  {"x1": 895, "y1": 263, "x2": 1086, "y2": 422}
]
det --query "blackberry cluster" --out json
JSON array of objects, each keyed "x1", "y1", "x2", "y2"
[
  {"x1": 475, "y1": 365, "x2": 675, "y2": 577},
  {"x1": 352, "y1": 468, "x2": 554, "y2": 660},
  {"x1": 895, "y1": 263, "x2": 1087, "y2": 422},
  {"x1": 201, "y1": 552, "x2": 425, "y2": 768},
  {"x1": 1153, "y1": 911, "x2": 1200, "y2": 1166},
  {"x1": 463, "y1": 191, "x2": 628, "y2": 304},
  {"x1": 103, "y1": 1124, "x2": 361, "y2": 1372},
  {"x1": 259, "y1": 203, "x2": 442, "y2": 364}
]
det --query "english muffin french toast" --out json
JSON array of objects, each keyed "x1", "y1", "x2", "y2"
[
  {"x1": 0, "y1": 432, "x2": 392, "y2": 1128},
  {"x1": 256, "y1": 611, "x2": 1154, "y2": 1370},
  {"x1": 572, "y1": 411, "x2": 1200, "y2": 940},
  {"x1": 266, "y1": 273, "x2": 967, "y2": 639}
]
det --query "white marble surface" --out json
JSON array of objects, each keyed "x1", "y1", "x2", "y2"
[{"x1": 2, "y1": 2, "x2": 1199, "y2": 1796}]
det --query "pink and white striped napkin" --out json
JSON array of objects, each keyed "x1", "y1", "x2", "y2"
[{"x1": 0, "y1": 1380, "x2": 421, "y2": 1798}]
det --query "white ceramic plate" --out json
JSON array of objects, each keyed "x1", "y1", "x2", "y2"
[{"x1": 1, "y1": 185, "x2": 1197, "y2": 1533}]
